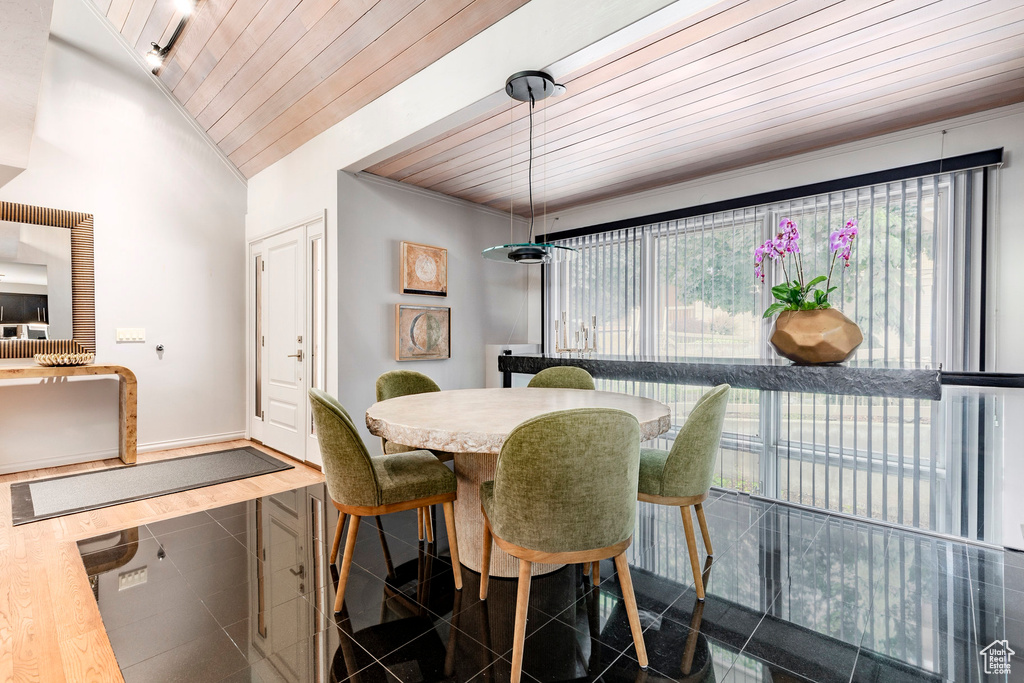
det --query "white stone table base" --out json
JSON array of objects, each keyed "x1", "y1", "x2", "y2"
[{"x1": 366, "y1": 388, "x2": 672, "y2": 578}]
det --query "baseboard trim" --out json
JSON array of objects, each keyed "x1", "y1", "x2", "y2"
[
  {"x1": 0, "y1": 431, "x2": 248, "y2": 476},
  {"x1": 0, "y1": 449, "x2": 119, "y2": 475},
  {"x1": 138, "y1": 431, "x2": 247, "y2": 454}
]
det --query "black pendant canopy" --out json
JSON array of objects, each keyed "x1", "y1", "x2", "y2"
[
  {"x1": 483, "y1": 70, "x2": 574, "y2": 265},
  {"x1": 505, "y1": 70, "x2": 564, "y2": 102}
]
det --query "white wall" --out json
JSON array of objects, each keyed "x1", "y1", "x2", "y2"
[
  {"x1": 336, "y1": 172, "x2": 529, "y2": 443},
  {"x1": 545, "y1": 103, "x2": 1024, "y2": 549},
  {"x1": 0, "y1": 0, "x2": 248, "y2": 472}
]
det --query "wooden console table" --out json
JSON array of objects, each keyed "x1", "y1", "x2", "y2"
[{"x1": 0, "y1": 363, "x2": 137, "y2": 465}]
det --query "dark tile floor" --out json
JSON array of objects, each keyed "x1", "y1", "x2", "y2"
[{"x1": 77, "y1": 485, "x2": 1023, "y2": 683}]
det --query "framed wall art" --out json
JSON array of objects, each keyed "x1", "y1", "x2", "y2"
[
  {"x1": 400, "y1": 241, "x2": 447, "y2": 297},
  {"x1": 395, "y1": 304, "x2": 450, "y2": 361}
]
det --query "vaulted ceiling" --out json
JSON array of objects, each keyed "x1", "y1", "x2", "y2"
[
  {"x1": 94, "y1": 0, "x2": 1024, "y2": 211},
  {"x1": 368, "y1": 0, "x2": 1024, "y2": 214},
  {"x1": 91, "y1": 0, "x2": 529, "y2": 178}
]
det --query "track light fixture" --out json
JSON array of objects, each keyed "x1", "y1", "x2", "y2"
[
  {"x1": 145, "y1": 1, "x2": 195, "y2": 73},
  {"x1": 145, "y1": 43, "x2": 165, "y2": 70}
]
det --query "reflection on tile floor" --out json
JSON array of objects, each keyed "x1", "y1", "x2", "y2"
[{"x1": 77, "y1": 485, "x2": 1023, "y2": 682}]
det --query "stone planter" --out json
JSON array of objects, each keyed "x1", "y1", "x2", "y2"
[{"x1": 770, "y1": 308, "x2": 863, "y2": 365}]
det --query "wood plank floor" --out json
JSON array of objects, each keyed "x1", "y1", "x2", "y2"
[{"x1": 0, "y1": 439, "x2": 325, "y2": 683}]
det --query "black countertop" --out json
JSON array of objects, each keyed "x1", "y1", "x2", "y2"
[{"x1": 498, "y1": 354, "x2": 943, "y2": 400}]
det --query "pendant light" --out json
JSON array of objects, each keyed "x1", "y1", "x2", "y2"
[{"x1": 482, "y1": 71, "x2": 575, "y2": 265}]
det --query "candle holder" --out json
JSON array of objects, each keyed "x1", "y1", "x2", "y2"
[{"x1": 554, "y1": 312, "x2": 597, "y2": 358}]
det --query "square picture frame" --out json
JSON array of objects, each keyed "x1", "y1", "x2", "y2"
[
  {"x1": 395, "y1": 304, "x2": 450, "y2": 361},
  {"x1": 400, "y1": 241, "x2": 447, "y2": 297}
]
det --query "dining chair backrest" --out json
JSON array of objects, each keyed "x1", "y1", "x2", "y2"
[
  {"x1": 526, "y1": 367, "x2": 596, "y2": 390},
  {"x1": 376, "y1": 370, "x2": 441, "y2": 402},
  {"x1": 662, "y1": 384, "x2": 730, "y2": 499},
  {"x1": 492, "y1": 408, "x2": 640, "y2": 553},
  {"x1": 308, "y1": 388, "x2": 381, "y2": 507}
]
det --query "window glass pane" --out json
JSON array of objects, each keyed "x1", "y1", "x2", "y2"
[{"x1": 545, "y1": 168, "x2": 993, "y2": 541}]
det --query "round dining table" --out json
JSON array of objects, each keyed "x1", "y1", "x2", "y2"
[{"x1": 365, "y1": 387, "x2": 671, "y2": 577}]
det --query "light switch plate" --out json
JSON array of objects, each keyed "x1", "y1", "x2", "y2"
[
  {"x1": 118, "y1": 567, "x2": 147, "y2": 590},
  {"x1": 116, "y1": 328, "x2": 146, "y2": 343}
]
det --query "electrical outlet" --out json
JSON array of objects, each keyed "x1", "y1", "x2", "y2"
[
  {"x1": 118, "y1": 567, "x2": 147, "y2": 590},
  {"x1": 116, "y1": 328, "x2": 146, "y2": 343}
]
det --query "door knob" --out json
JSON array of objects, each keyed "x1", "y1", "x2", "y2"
[{"x1": 287, "y1": 350, "x2": 304, "y2": 361}]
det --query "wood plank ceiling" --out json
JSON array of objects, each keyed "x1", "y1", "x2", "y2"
[
  {"x1": 368, "y1": 0, "x2": 1024, "y2": 215},
  {"x1": 90, "y1": 0, "x2": 529, "y2": 178}
]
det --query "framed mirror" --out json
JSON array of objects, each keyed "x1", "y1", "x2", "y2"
[{"x1": 0, "y1": 201, "x2": 94, "y2": 358}]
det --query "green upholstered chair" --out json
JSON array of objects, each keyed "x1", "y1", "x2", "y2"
[
  {"x1": 526, "y1": 366, "x2": 596, "y2": 390},
  {"x1": 375, "y1": 370, "x2": 453, "y2": 542},
  {"x1": 638, "y1": 384, "x2": 730, "y2": 601},
  {"x1": 375, "y1": 370, "x2": 443, "y2": 456},
  {"x1": 308, "y1": 388, "x2": 463, "y2": 613},
  {"x1": 479, "y1": 408, "x2": 648, "y2": 681}
]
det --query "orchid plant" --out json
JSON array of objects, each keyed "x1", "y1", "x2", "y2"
[{"x1": 755, "y1": 217, "x2": 858, "y2": 319}]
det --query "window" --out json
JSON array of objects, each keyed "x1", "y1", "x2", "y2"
[{"x1": 544, "y1": 166, "x2": 998, "y2": 540}]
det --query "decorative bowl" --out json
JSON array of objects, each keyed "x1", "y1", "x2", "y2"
[{"x1": 34, "y1": 353, "x2": 95, "y2": 367}]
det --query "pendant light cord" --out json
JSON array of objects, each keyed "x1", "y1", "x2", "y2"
[
  {"x1": 527, "y1": 92, "x2": 535, "y2": 244},
  {"x1": 506, "y1": 91, "x2": 537, "y2": 345}
]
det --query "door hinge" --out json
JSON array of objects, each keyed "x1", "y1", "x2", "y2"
[
  {"x1": 261, "y1": 336, "x2": 265, "y2": 347},
  {"x1": 261, "y1": 411, "x2": 265, "y2": 420},
  {"x1": 261, "y1": 261, "x2": 265, "y2": 271}
]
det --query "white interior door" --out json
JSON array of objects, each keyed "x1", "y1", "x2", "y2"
[
  {"x1": 262, "y1": 226, "x2": 306, "y2": 457},
  {"x1": 244, "y1": 493, "x2": 319, "y2": 682}
]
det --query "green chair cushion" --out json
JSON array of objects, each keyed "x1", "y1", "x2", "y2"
[
  {"x1": 309, "y1": 388, "x2": 381, "y2": 507},
  {"x1": 383, "y1": 441, "x2": 419, "y2": 455},
  {"x1": 376, "y1": 370, "x2": 446, "y2": 460},
  {"x1": 480, "y1": 480, "x2": 496, "y2": 528},
  {"x1": 376, "y1": 370, "x2": 441, "y2": 402},
  {"x1": 384, "y1": 440, "x2": 455, "y2": 463},
  {"x1": 310, "y1": 388, "x2": 455, "y2": 509},
  {"x1": 526, "y1": 367, "x2": 596, "y2": 390},
  {"x1": 372, "y1": 450, "x2": 456, "y2": 506},
  {"x1": 638, "y1": 385, "x2": 730, "y2": 499},
  {"x1": 638, "y1": 447, "x2": 670, "y2": 497},
  {"x1": 482, "y1": 408, "x2": 640, "y2": 553}
]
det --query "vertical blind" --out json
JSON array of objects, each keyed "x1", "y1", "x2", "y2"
[{"x1": 544, "y1": 167, "x2": 999, "y2": 542}]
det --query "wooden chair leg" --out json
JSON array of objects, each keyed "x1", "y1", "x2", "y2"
[
  {"x1": 330, "y1": 512, "x2": 346, "y2": 565},
  {"x1": 444, "y1": 587, "x2": 461, "y2": 677},
  {"x1": 480, "y1": 520, "x2": 493, "y2": 600},
  {"x1": 374, "y1": 515, "x2": 395, "y2": 578},
  {"x1": 582, "y1": 562, "x2": 591, "y2": 579},
  {"x1": 694, "y1": 503, "x2": 714, "y2": 557},
  {"x1": 511, "y1": 559, "x2": 533, "y2": 683},
  {"x1": 334, "y1": 514, "x2": 361, "y2": 613},
  {"x1": 591, "y1": 561, "x2": 600, "y2": 586},
  {"x1": 425, "y1": 506, "x2": 435, "y2": 543},
  {"x1": 441, "y1": 501, "x2": 463, "y2": 590},
  {"x1": 680, "y1": 506, "x2": 705, "y2": 601},
  {"x1": 613, "y1": 553, "x2": 648, "y2": 669},
  {"x1": 417, "y1": 507, "x2": 425, "y2": 541},
  {"x1": 681, "y1": 596, "x2": 706, "y2": 675}
]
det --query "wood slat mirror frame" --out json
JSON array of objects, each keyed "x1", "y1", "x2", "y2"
[{"x1": 0, "y1": 201, "x2": 95, "y2": 358}]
